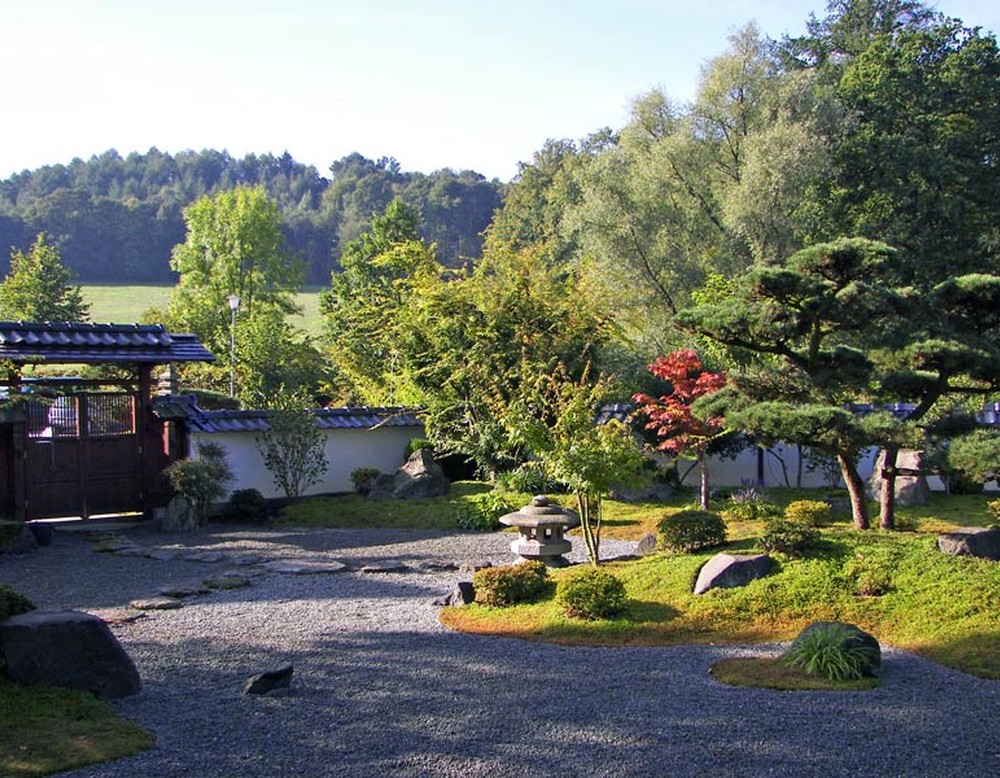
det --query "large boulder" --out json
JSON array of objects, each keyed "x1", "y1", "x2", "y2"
[
  {"x1": 367, "y1": 449, "x2": 450, "y2": 501},
  {"x1": 694, "y1": 553, "x2": 775, "y2": 595},
  {"x1": 0, "y1": 523, "x2": 39, "y2": 555},
  {"x1": 159, "y1": 494, "x2": 201, "y2": 532},
  {"x1": 791, "y1": 621, "x2": 882, "y2": 676},
  {"x1": 1, "y1": 610, "x2": 141, "y2": 698},
  {"x1": 869, "y1": 449, "x2": 931, "y2": 506},
  {"x1": 937, "y1": 528, "x2": 1000, "y2": 561}
]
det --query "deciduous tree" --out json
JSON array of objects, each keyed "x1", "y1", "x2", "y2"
[
  {"x1": 0, "y1": 233, "x2": 89, "y2": 322},
  {"x1": 632, "y1": 350, "x2": 727, "y2": 509}
]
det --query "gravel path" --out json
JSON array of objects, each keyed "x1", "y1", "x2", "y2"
[{"x1": 2, "y1": 524, "x2": 999, "y2": 777}]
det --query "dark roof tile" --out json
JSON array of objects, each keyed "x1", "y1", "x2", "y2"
[{"x1": 0, "y1": 322, "x2": 214, "y2": 364}]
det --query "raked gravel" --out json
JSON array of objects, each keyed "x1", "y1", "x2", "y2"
[{"x1": 2, "y1": 523, "x2": 999, "y2": 777}]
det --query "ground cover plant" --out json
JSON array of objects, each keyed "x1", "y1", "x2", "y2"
[{"x1": 0, "y1": 676, "x2": 154, "y2": 777}]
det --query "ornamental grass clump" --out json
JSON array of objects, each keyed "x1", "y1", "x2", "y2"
[
  {"x1": 657, "y1": 509, "x2": 726, "y2": 553},
  {"x1": 557, "y1": 568, "x2": 628, "y2": 620},
  {"x1": 723, "y1": 485, "x2": 782, "y2": 521},
  {"x1": 784, "y1": 623, "x2": 881, "y2": 681},
  {"x1": 473, "y1": 560, "x2": 550, "y2": 607}
]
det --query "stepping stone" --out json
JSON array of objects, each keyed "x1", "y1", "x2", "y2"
[
  {"x1": 145, "y1": 549, "x2": 178, "y2": 561},
  {"x1": 129, "y1": 596, "x2": 183, "y2": 611},
  {"x1": 158, "y1": 583, "x2": 211, "y2": 598},
  {"x1": 231, "y1": 554, "x2": 268, "y2": 567},
  {"x1": 359, "y1": 561, "x2": 412, "y2": 574},
  {"x1": 418, "y1": 560, "x2": 460, "y2": 572},
  {"x1": 184, "y1": 551, "x2": 227, "y2": 563},
  {"x1": 459, "y1": 560, "x2": 493, "y2": 573},
  {"x1": 91, "y1": 537, "x2": 140, "y2": 553},
  {"x1": 86, "y1": 608, "x2": 148, "y2": 625},
  {"x1": 261, "y1": 559, "x2": 347, "y2": 575},
  {"x1": 113, "y1": 545, "x2": 147, "y2": 557},
  {"x1": 204, "y1": 574, "x2": 251, "y2": 590}
]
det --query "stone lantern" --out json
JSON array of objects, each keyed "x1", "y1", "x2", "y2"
[{"x1": 499, "y1": 495, "x2": 580, "y2": 566}]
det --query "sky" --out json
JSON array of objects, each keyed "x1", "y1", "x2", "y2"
[{"x1": 2, "y1": 1, "x2": 999, "y2": 183}]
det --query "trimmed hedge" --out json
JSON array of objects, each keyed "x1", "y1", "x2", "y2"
[
  {"x1": 657, "y1": 509, "x2": 726, "y2": 553},
  {"x1": 557, "y1": 568, "x2": 628, "y2": 620},
  {"x1": 473, "y1": 561, "x2": 550, "y2": 607}
]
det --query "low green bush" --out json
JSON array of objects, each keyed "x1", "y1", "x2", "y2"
[
  {"x1": 223, "y1": 488, "x2": 268, "y2": 523},
  {"x1": 657, "y1": 509, "x2": 727, "y2": 553},
  {"x1": 456, "y1": 492, "x2": 515, "y2": 532},
  {"x1": 843, "y1": 542, "x2": 903, "y2": 596},
  {"x1": 404, "y1": 438, "x2": 435, "y2": 459},
  {"x1": 0, "y1": 584, "x2": 35, "y2": 622},
  {"x1": 760, "y1": 519, "x2": 821, "y2": 557},
  {"x1": 784, "y1": 623, "x2": 881, "y2": 681},
  {"x1": 784, "y1": 500, "x2": 833, "y2": 527},
  {"x1": 557, "y1": 568, "x2": 628, "y2": 620},
  {"x1": 473, "y1": 560, "x2": 550, "y2": 607},
  {"x1": 350, "y1": 467, "x2": 381, "y2": 496},
  {"x1": 987, "y1": 498, "x2": 1000, "y2": 528}
]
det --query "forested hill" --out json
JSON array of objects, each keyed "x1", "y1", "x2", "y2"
[{"x1": 0, "y1": 149, "x2": 503, "y2": 284}]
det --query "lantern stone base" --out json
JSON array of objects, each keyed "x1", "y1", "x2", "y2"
[{"x1": 509, "y1": 537, "x2": 573, "y2": 565}]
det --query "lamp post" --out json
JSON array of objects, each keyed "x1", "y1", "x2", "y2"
[{"x1": 227, "y1": 294, "x2": 240, "y2": 398}]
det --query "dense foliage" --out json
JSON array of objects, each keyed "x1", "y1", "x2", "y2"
[{"x1": 0, "y1": 150, "x2": 500, "y2": 284}]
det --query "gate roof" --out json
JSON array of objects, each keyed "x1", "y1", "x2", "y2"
[{"x1": 0, "y1": 322, "x2": 215, "y2": 365}]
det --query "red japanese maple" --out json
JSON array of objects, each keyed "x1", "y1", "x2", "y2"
[{"x1": 632, "y1": 349, "x2": 726, "y2": 507}]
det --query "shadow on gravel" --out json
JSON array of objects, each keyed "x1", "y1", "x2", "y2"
[{"x1": 103, "y1": 626, "x2": 1000, "y2": 778}]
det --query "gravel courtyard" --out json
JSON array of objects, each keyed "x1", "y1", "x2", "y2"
[{"x1": 2, "y1": 524, "x2": 999, "y2": 777}]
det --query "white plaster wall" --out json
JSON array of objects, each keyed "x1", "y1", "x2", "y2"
[
  {"x1": 190, "y1": 426, "x2": 421, "y2": 499},
  {"x1": 675, "y1": 445, "x2": 950, "y2": 492}
]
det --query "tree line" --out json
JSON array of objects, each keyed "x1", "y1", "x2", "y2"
[{"x1": 0, "y1": 149, "x2": 501, "y2": 284}]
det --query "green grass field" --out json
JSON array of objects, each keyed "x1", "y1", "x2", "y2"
[{"x1": 82, "y1": 285, "x2": 325, "y2": 336}]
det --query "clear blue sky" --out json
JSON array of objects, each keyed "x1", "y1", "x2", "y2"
[{"x1": 2, "y1": 1, "x2": 998, "y2": 183}]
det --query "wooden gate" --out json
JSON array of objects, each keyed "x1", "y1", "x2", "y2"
[{"x1": 23, "y1": 392, "x2": 142, "y2": 520}]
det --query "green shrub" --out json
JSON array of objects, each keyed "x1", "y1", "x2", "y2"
[
  {"x1": 657, "y1": 509, "x2": 726, "y2": 553},
  {"x1": 760, "y1": 519, "x2": 821, "y2": 557},
  {"x1": 784, "y1": 500, "x2": 833, "y2": 527},
  {"x1": 473, "y1": 560, "x2": 550, "y2": 607},
  {"x1": 0, "y1": 584, "x2": 35, "y2": 622},
  {"x1": 223, "y1": 488, "x2": 268, "y2": 523},
  {"x1": 350, "y1": 467, "x2": 381, "y2": 496},
  {"x1": 494, "y1": 462, "x2": 564, "y2": 494},
  {"x1": 557, "y1": 568, "x2": 628, "y2": 620},
  {"x1": 405, "y1": 438, "x2": 435, "y2": 459},
  {"x1": 456, "y1": 492, "x2": 515, "y2": 532},
  {"x1": 987, "y1": 498, "x2": 1000, "y2": 528},
  {"x1": 164, "y1": 442, "x2": 233, "y2": 523},
  {"x1": 784, "y1": 623, "x2": 881, "y2": 681}
]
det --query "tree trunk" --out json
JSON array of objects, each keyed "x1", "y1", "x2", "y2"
[
  {"x1": 837, "y1": 453, "x2": 870, "y2": 530},
  {"x1": 879, "y1": 445, "x2": 898, "y2": 530},
  {"x1": 578, "y1": 491, "x2": 601, "y2": 566},
  {"x1": 699, "y1": 453, "x2": 710, "y2": 510}
]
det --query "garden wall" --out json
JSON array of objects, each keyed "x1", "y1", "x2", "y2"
[
  {"x1": 189, "y1": 423, "x2": 422, "y2": 500},
  {"x1": 677, "y1": 444, "x2": 948, "y2": 491}
]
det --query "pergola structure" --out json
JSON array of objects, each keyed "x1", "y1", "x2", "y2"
[{"x1": 0, "y1": 322, "x2": 214, "y2": 521}]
